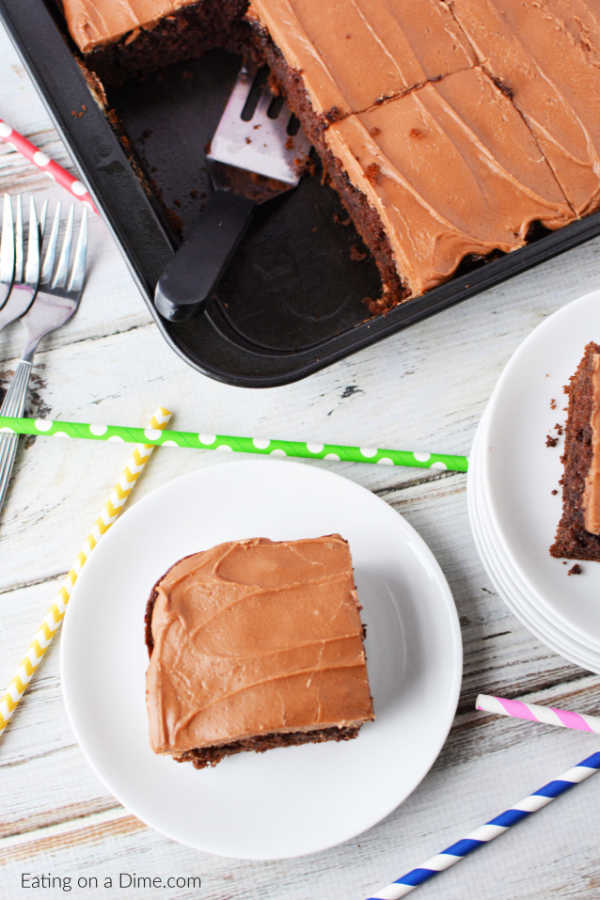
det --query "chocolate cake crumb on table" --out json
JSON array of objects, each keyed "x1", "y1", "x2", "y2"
[
  {"x1": 551, "y1": 342, "x2": 600, "y2": 562},
  {"x1": 61, "y1": 0, "x2": 600, "y2": 311},
  {"x1": 145, "y1": 535, "x2": 374, "y2": 769}
]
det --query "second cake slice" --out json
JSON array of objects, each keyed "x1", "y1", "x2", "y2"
[
  {"x1": 145, "y1": 534, "x2": 374, "y2": 768},
  {"x1": 551, "y1": 342, "x2": 600, "y2": 561}
]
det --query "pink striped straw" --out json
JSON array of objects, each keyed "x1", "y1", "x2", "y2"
[
  {"x1": 0, "y1": 118, "x2": 99, "y2": 215},
  {"x1": 476, "y1": 693, "x2": 600, "y2": 734}
]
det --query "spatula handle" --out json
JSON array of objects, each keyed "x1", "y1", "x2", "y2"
[{"x1": 154, "y1": 191, "x2": 255, "y2": 322}]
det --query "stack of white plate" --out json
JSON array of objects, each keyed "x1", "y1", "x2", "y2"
[{"x1": 467, "y1": 290, "x2": 600, "y2": 674}]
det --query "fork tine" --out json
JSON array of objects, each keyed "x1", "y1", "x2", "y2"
[
  {"x1": 39, "y1": 199, "x2": 48, "y2": 239},
  {"x1": 24, "y1": 197, "x2": 40, "y2": 287},
  {"x1": 50, "y1": 204, "x2": 73, "y2": 290},
  {"x1": 0, "y1": 195, "x2": 14, "y2": 283},
  {"x1": 14, "y1": 195, "x2": 23, "y2": 283},
  {"x1": 40, "y1": 202, "x2": 61, "y2": 286},
  {"x1": 254, "y1": 86, "x2": 274, "y2": 120},
  {"x1": 67, "y1": 209, "x2": 87, "y2": 294}
]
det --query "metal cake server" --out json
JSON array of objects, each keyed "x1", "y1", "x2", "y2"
[{"x1": 154, "y1": 65, "x2": 311, "y2": 322}]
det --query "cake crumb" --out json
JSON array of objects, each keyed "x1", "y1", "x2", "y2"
[
  {"x1": 550, "y1": 398, "x2": 557, "y2": 409},
  {"x1": 364, "y1": 295, "x2": 392, "y2": 316},
  {"x1": 245, "y1": 137, "x2": 251, "y2": 144},
  {"x1": 267, "y1": 74, "x2": 281, "y2": 96},
  {"x1": 546, "y1": 434, "x2": 559, "y2": 447},
  {"x1": 551, "y1": 489, "x2": 558, "y2": 495},
  {"x1": 350, "y1": 244, "x2": 367, "y2": 262},
  {"x1": 324, "y1": 106, "x2": 343, "y2": 124},
  {"x1": 365, "y1": 162, "x2": 381, "y2": 184},
  {"x1": 554, "y1": 423, "x2": 563, "y2": 435},
  {"x1": 333, "y1": 212, "x2": 351, "y2": 227},
  {"x1": 369, "y1": 126, "x2": 382, "y2": 138},
  {"x1": 568, "y1": 564, "x2": 583, "y2": 576},
  {"x1": 409, "y1": 127, "x2": 427, "y2": 140}
]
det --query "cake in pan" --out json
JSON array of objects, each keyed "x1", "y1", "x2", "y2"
[
  {"x1": 61, "y1": 0, "x2": 600, "y2": 308},
  {"x1": 144, "y1": 535, "x2": 374, "y2": 768}
]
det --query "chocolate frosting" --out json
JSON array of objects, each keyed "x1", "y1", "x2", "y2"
[
  {"x1": 62, "y1": 0, "x2": 200, "y2": 52},
  {"x1": 583, "y1": 354, "x2": 600, "y2": 535},
  {"x1": 325, "y1": 68, "x2": 574, "y2": 296},
  {"x1": 446, "y1": 0, "x2": 600, "y2": 216},
  {"x1": 248, "y1": 0, "x2": 475, "y2": 116},
  {"x1": 146, "y1": 536, "x2": 374, "y2": 755}
]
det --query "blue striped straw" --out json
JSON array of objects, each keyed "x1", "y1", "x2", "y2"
[{"x1": 367, "y1": 750, "x2": 600, "y2": 899}]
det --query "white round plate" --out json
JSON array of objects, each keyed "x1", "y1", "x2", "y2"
[
  {"x1": 468, "y1": 423, "x2": 600, "y2": 672},
  {"x1": 61, "y1": 459, "x2": 462, "y2": 860},
  {"x1": 480, "y1": 291, "x2": 600, "y2": 652}
]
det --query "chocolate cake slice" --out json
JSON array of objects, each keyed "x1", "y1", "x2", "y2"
[
  {"x1": 551, "y1": 342, "x2": 600, "y2": 561},
  {"x1": 319, "y1": 67, "x2": 573, "y2": 298},
  {"x1": 61, "y1": 0, "x2": 249, "y2": 84},
  {"x1": 145, "y1": 535, "x2": 374, "y2": 768}
]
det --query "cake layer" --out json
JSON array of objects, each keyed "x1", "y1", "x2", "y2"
[
  {"x1": 324, "y1": 67, "x2": 574, "y2": 297},
  {"x1": 583, "y1": 353, "x2": 600, "y2": 535},
  {"x1": 551, "y1": 342, "x2": 600, "y2": 561},
  {"x1": 145, "y1": 536, "x2": 374, "y2": 756},
  {"x1": 174, "y1": 724, "x2": 362, "y2": 769},
  {"x1": 247, "y1": 0, "x2": 475, "y2": 119},
  {"x1": 445, "y1": 0, "x2": 600, "y2": 216}
]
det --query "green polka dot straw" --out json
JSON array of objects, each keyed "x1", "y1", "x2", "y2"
[{"x1": 0, "y1": 415, "x2": 468, "y2": 473}]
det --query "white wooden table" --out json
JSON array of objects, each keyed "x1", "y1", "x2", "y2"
[{"x1": 1, "y1": 24, "x2": 600, "y2": 900}]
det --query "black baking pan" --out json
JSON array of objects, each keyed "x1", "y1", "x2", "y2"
[{"x1": 3, "y1": 0, "x2": 600, "y2": 387}]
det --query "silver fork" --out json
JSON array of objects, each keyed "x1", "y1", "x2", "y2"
[
  {"x1": 0, "y1": 195, "x2": 46, "y2": 326},
  {"x1": 0, "y1": 204, "x2": 88, "y2": 515}
]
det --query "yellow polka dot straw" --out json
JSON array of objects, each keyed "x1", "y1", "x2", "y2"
[{"x1": 0, "y1": 406, "x2": 172, "y2": 739}]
